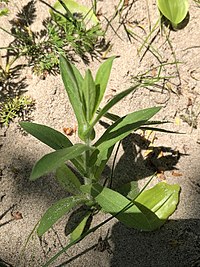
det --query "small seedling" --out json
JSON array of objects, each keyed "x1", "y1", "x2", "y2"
[
  {"x1": 0, "y1": 0, "x2": 9, "y2": 17},
  {"x1": 20, "y1": 56, "x2": 180, "y2": 266},
  {"x1": 0, "y1": 95, "x2": 34, "y2": 126}
]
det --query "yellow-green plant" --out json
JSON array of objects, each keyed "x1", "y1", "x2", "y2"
[
  {"x1": 0, "y1": 96, "x2": 34, "y2": 126},
  {"x1": 157, "y1": 0, "x2": 189, "y2": 28},
  {"x1": 0, "y1": 0, "x2": 9, "y2": 17}
]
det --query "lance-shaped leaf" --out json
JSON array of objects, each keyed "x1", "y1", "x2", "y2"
[
  {"x1": 94, "y1": 56, "x2": 115, "y2": 113},
  {"x1": 92, "y1": 107, "x2": 161, "y2": 179},
  {"x1": 157, "y1": 0, "x2": 189, "y2": 26},
  {"x1": 37, "y1": 196, "x2": 86, "y2": 237},
  {"x1": 60, "y1": 55, "x2": 88, "y2": 140},
  {"x1": 20, "y1": 121, "x2": 85, "y2": 176},
  {"x1": 70, "y1": 211, "x2": 92, "y2": 242},
  {"x1": 95, "y1": 107, "x2": 161, "y2": 149},
  {"x1": 82, "y1": 69, "x2": 96, "y2": 122},
  {"x1": 20, "y1": 122, "x2": 72, "y2": 150},
  {"x1": 30, "y1": 144, "x2": 90, "y2": 181},
  {"x1": 55, "y1": 164, "x2": 81, "y2": 194},
  {"x1": 90, "y1": 85, "x2": 139, "y2": 130},
  {"x1": 92, "y1": 145, "x2": 114, "y2": 180}
]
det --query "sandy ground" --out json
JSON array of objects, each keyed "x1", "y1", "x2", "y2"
[{"x1": 0, "y1": 0, "x2": 200, "y2": 266}]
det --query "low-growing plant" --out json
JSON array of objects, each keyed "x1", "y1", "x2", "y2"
[
  {"x1": 0, "y1": 95, "x2": 34, "y2": 126},
  {"x1": 0, "y1": 0, "x2": 104, "y2": 76},
  {"x1": 0, "y1": 0, "x2": 9, "y2": 17},
  {"x1": 20, "y1": 56, "x2": 180, "y2": 266},
  {"x1": 157, "y1": 0, "x2": 189, "y2": 29}
]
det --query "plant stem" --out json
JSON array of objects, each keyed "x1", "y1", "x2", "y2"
[{"x1": 84, "y1": 136, "x2": 91, "y2": 184}]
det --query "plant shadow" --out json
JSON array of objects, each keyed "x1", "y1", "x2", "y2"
[
  {"x1": 0, "y1": 61, "x2": 28, "y2": 101},
  {"x1": 110, "y1": 218, "x2": 200, "y2": 267},
  {"x1": 54, "y1": 218, "x2": 200, "y2": 267},
  {"x1": 161, "y1": 12, "x2": 190, "y2": 31},
  {"x1": 102, "y1": 132, "x2": 186, "y2": 189}
]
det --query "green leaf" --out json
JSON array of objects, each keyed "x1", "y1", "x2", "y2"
[
  {"x1": 135, "y1": 182, "x2": 180, "y2": 220},
  {"x1": 89, "y1": 182, "x2": 180, "y2": 231},
  {"x1": 91, "y1": 85, "x2": 139, "y2": 129},
  {"x1": 50, "y1": 0, "x2": 99, "y2": 26},
  {"x1": 92, "y1": 107, "x2": 161, "y2": 175},
  {"x1": 94, "y1": 57, "x2": 115, "y2": 113},
  {"x1": 157, "y1": 0, "x2": 189, "y2": 26},
  {"x1": 92, "y1": 145, "x2": 114, "y2": 180},
  {"x1": 20, "y1": 122, "x2": 72, "y2": 150},
  {"x1": 95, "y1": 107, "x2": 161, "y2": 147},
  {"x1": 70, "y1": 211, "x2": 91, "y2": 242},
  {"x1": 0, "y1": 8, "x2": 9, "y2": 17},
  {"x1": 117, "y1": 181, "x2": 139, "y2": 200},
  {"x1": 89, "y1": 183, "x2": 163, "y2": 231},
  {"x1": 60, "y1": 55, "x2": 88, "y2": 140},
  {"x1": 82, "y1": 69, "x2": 96, "y2": 122},
  {"x1": 55, "y1": 164, "x2": 81, "y2": 194},
  {"x1": 30, "y1": 144, "x2": 90, "y2": 181},
  {"x1": 20, "y1": 121, "x2": 85, "y2": 176},
  {"x1": 37, "y1": 196, "x2": 86, "y2": 237}
]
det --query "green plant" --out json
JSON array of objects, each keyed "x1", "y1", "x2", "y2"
[
  {"x1": 20, "y1": 56, "x2": 180, "y2": 266},
  {"x1": 49, "y1": 0, "x2": 99, "y2": 26},
  {"x1": 0, "y1": 0, "x2": 104, "y2": 76},
  {"x1": 46, "y1": 0, "x2": 103, "y2": 62},
  {"x1": 0, "y1": 0, "x2": 9, "y2": 17},
  {"x1": 157, "y1": 0, "x2": 189, "y2": 29},
  {"x1": 0, "y1": 95, "x2": 34, "y2": 126}
]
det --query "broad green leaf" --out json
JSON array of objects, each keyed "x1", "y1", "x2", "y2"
[
  {"x1": 50, "y1": 0, "x2": 99, "y2": 26},
  {"x1": 20, "y1": 122, "x2": 72, "y2": 150},
  {"x1": 82, "y1": 69, "x2": 96, "y2": 122},
  {"x1": 30, "y1": 144, "x2": 90, "y2": 181},
  {"x1": 117, "y1": 181, "x2": 139, "y2": 200},
  {"x1": 37, "y1": 196, "x2": 86, "y2": 237},
  {"x1": 93, "y1": 107, "x2": 161, "y2": 172},
  {"x1": 157, "y1": 0, "x2": 189, "y2": 26},
  {"x1": 94, "y1": 57, "x2": 115, "y2": 113},
  {"x1": 135, "y1": 182, "x2": 180, "y2": 220},
  {"x1": 55, "y1": 164, "x2": 81, "y2": 194},
  {"x1": 60, "y1": 55, "x2": 88, "y2": 140},
  {"x1": 89, "y1": 183, "x2": 164, "y2": 231},
  {"x1": 70, "y1": 211, "x2": 91, "y2": 242}
]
